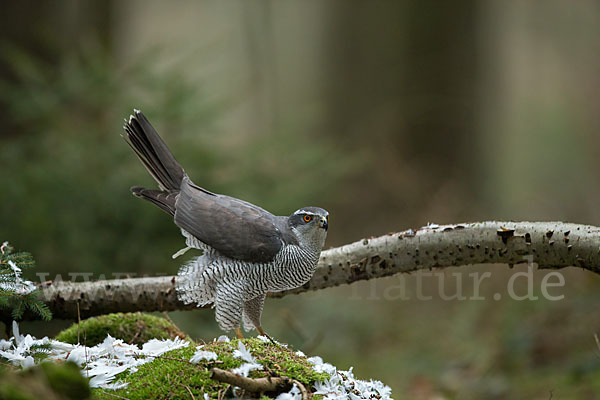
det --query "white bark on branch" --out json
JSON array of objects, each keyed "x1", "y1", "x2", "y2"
[{"x1": 20, "y1": 221, "x2": 600, "y2": 320}]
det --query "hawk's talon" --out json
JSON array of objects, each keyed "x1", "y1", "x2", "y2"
[{"x1": 257, "y1": 326, "x2": 277, "y2": 345}]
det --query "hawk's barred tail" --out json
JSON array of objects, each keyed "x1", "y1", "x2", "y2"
[{"x1": 123, "y1": 109, "x2": 185, "y2": 192}]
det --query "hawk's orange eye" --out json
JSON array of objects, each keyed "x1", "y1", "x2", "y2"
[{"x1": 303, "y1": 215, "x2": 312, "y2": 222}]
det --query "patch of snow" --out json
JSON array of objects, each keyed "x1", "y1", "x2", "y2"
[
  {"x1": 1, "y1": 321, "x2": 189, "y2": 390},
  {"x1": 100, "y1": 381, "x2": 130, "y2": 390},
  {"x1": 275, "y1": 383, "x2": 302, "y2": 400},
  {"x1": 233, "y1": 341, "x2": 256, "y2": 363},
  {"x1": 310, "y1": 357, "x2": 393, "y2": 400},
  {"x1": 190, "y1": 347, "x2": 218, "y2": 364},
  {"x1": 307, "y1": 356, "x2": 336, "y2": 375},
  {"x1": 216, "y1": 335, "x2": 230, "y2": 343},
  {"x1": 8, "y1": 260, "x2": 21, "y2": 273},
  {"x1": 256, "y1": 335, "x2": 271, "y2": 343},
  {"x1": 6, "y1": 260, "x2": 36, "y2": 295},
  {"x1": 231, "y1": 362, "x2": 263, "y2": 377}
]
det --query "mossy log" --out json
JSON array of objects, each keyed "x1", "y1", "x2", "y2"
[{"x1": 55, "y1": 312, "x2": 188, "y2": 346}]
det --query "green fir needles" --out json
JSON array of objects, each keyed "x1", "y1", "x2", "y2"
[{"x1": 0, "y1": 242, "x2": 51, "y2": 321}]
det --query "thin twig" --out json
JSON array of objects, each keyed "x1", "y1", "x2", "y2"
[
  {"x1": 217, "y1": 384, "x2": 230, "y2": 400},
  {"x1": 292, "y1": 379, "x2": 309, "y2": 400},
  {"x1": 162, "y1": 311, "x2": 176, "y2": 326},
  {"x1": 77, "y1": 301, "x2": 81, "y2": 344},
  {"x1": 129, "y1": 326, "x2": 142, "y2": 344},
  {"x1": 167, "y1": 372, "x2": 177, "y2": 399},
  {"x1": 83, "y1": 329, "x2": 88, "y2": 379},
  {"x1": 180, "y1": 383, "x2": 196, "y2": 400}
]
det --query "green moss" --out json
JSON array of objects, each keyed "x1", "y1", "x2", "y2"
[
  {"x1": 0, "y1": 362, "x2": 91, "y2": 400},
  {"x1": 93, "y1": 338, "x2": 329, "y2": 400},
  {"x1": 53, "y1": 314, "x2": 328, "y2": 399},
  {"x1": 54, "y1": 312, "x2": 188, "y2": 346},
  {"x1": 240, "y1": 339, "x2": 329, "y2": 385}
]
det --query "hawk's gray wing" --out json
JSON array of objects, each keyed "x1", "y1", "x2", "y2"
[{"x1": 174, "y1": 176, "x2": 286, "y2": 263}]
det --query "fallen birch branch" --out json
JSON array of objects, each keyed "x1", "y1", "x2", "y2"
[{"x1": 14, "y1": 221, "x2": 600, "y2": 320}]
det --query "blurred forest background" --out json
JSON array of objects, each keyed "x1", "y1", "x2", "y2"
[{"x1": 2, "y1": 1, "x2": 600, "y2": 399}]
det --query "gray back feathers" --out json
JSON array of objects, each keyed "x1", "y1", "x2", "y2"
[
  {"x1": 124, "y1": 109, "x2": 330, "y2": 334},
  {"x1": 124, "y1": 110, "x2": 301, "y2": 263}
]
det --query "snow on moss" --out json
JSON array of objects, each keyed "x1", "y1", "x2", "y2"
[{"x1": 0, "y1": 320, "x2": 393, "y2": 399}]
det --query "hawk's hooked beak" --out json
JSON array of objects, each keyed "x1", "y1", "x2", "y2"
[{"x1": 319, "y1": 216, "x2": 328, "y2": 231}]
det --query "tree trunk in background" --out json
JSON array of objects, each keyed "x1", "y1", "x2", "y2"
[
  {"x1": 0, "y1": 1, "x2": 113, "y2": 138},
  {"x1": 320, "y1": 2, "x2": 482, "y2": 240},
  {"x1": 478, "y1": 1, "x2": 600, "y2": 222}
]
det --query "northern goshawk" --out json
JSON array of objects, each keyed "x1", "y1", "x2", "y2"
[{"x1": 123, "y1": 110, "x2": 329, "y2": 338}]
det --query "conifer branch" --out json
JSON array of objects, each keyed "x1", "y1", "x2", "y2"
[{"x1": 0, "y1": 242, "x2": 51, "y2": 323}]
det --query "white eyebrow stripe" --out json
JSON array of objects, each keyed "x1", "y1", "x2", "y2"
[{"x1": 293, "y1": 210, "x2": 320, "y2": 216}]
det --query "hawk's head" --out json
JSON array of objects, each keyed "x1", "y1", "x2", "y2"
[{"x1": 288, "y1": 206, "x2": 329, "y2": 250}]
